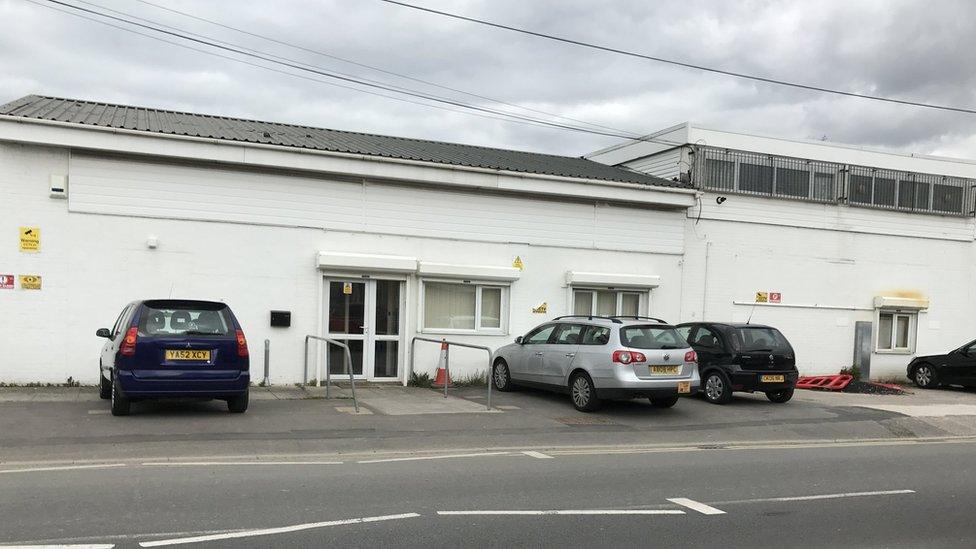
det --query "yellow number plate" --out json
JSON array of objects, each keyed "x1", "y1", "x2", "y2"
[
  {"x1": 761, "y1": 375, "x2": 785, "y2": 383},
  {"x1": 678, "y1": 381, "x2": 691, "y2": 394},
  {"x1": 165, "y1": 350, "x2": 211, "y2": 361},
  {"x1": 650, "y1": 365, "x2": 680, "y2": 375}
]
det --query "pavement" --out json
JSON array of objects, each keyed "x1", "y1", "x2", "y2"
[{"x1": 2, "y1": 384, "x2": 976, "y2": 547}]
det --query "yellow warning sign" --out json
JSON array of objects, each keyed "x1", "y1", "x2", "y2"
[
  {"x1": 532, "y1": 302, "x2": 548, "y2": 314},
  {"x1": 19, "y1": 274, "x2": 41, "y2": 290},
  {"x1": 19, "y1": 226, "x2": 40, "y2": 252},
  {"x1": 342, "y1": 282, "x2": 353, "y2": 295},
  {"x1": 755, "y1": 291, "x2": 768, "y2": 303},
  {"x1": 512, "y1": 256, "x2": 524, "y2": 270}
]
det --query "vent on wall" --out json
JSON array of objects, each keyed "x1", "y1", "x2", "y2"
[{"x1": 49, "y1": 174, "x2": 68, "y2": 199}]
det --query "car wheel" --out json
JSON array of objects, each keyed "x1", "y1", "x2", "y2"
[
  {"x1": 703, "y1": 371, "x2": 733, "y2": 404},
  {"x1": 570, "y1": 372, "x2": 601, "y2": 413},
  {"x1": 765, "y1": 387, "x2": 794, "y2": 403},
  {"x1": 110, "y1": 376, "x2": 130, "y2": 416},
  {"x1": 649, "y1": 395, "x2": 680, "y2": 408},
  {"x1": 99, "y1": 369, "x2": 111, "y2": 400},
  {"x1": 492, "y1": 360, "x2": 514, "y2": 392},
  {"x1": 227, "y1": 389, "x2": 249, "y2": 413},
  {"x1": 912, "y1": 364, "x2": 939, "y2": 389}
]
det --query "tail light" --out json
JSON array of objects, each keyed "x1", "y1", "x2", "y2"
[
  {"x1": 236, "y1": 329, "x2": 249, "y2": 357},
  {"x1": 120, "y1": 327, "x2": 138, "y2": 356},
  {"x1": 684, "y1": 350, "x2": 698, "y2": 363},
  {"x1": 613, "y1": 350, "x2": 647, "y2": 364}
]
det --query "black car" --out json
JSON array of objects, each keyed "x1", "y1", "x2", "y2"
[
  {"x1": 907, "y1": 340, "x2": 976, "y2": 389},
  {"x1": 676, "y1": 322, "x2": 798, "y2": 404}
]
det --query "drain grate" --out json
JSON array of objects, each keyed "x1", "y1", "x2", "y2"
[{"x1": 556, "y1": 416, "x2": 616, "y2": 425}]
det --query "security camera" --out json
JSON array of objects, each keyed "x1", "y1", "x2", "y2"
[{"x1": 716, "y1": 196, "x2": 727, "y2": 204}]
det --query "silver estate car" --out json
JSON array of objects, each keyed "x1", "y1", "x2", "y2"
[{"x1": 491, "y1": 316, "x2": 701, "y2": 412}]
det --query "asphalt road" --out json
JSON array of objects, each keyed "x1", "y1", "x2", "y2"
[{"x1": 2, "y1": 439, "x2": 975, "y2": 548}]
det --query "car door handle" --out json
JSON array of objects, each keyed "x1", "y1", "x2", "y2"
[
  {"x1": 565, "y1": 353, "x2": 576, "y2": 358},
  {"x1": 534, "y1": 352, "x2": 544, "y2": 356}
]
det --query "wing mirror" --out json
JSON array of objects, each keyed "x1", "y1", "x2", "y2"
[
  {"x1": 96, "y1": 328, "x2": 112, "y2": 338},
  {"x1": 515, "y1": 336, "x2": 524, "y2": 345}
]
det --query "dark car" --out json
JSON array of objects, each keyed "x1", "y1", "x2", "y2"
[
  {"x1": 907, "y1": 340, "x2": 976, "y2": 389},
  {"x1": 97, "y1": 299, "x2": 250, "y2": 416},
  {"x1": 676, "y1": 322, "x2": 798, "y2": 404}
]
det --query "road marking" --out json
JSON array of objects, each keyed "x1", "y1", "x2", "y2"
[
  {"x1": 438, "y1": 510, "x2": 684, "y2": 516},
  {"x1": 141, "y1": 461, "x2": 343, "y2": 467},
  {"x1": 522, "y1": 451, "x2": 553, "y2": 459},
  {"x1": 0, "y1": 545, "x2": 115, "y2": 548},
  {"x1": 0, "y1": 463, "x2": 126, "y2": 475},
  {"x1": 87, "y1": 410, "x2": 110, "y2": 415},
  {"x1": 666, "y1": 498, "x2": 726, "y2": 515},
  {"x1": 357, "y1": 452, "x2": 510, "y2": 464},
  {"x1": 138, "y1": 513, "x2": 420, "y2": 547},
  {"x1": 716, "y1": 489, "x2": 915, "y2": 505},
  {"x1": 496, "y1": 405, "x2": 520, "y2": 410}
]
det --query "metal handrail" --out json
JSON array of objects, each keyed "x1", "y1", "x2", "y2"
[
  {"x1": 410, "y1": 336, "x2": 492, "y2": 411},
  {"x1": 303, "y1": 335, "x2": 359, "y2": 413}
]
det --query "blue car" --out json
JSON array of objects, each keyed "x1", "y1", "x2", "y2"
[{"x1": 97, "y1": 299, "x2": 250, "y2": 416}]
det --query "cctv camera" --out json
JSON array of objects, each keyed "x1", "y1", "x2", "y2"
[{"x1": 716, "y1": 196, "x2": 727, "y2": 204}]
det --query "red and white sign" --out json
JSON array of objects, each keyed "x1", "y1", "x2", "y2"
[
  {"x1": 0, "y1": 275, "x2": 13, "y2": 289},
  {"x1": 769, "y1": 292, "x2": 782, "y2": 303}
]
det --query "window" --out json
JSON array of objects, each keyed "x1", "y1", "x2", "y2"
[
  {"x1": 704, "y1": 159, "x2": 735, "y2": 190},
  {"x1": 933, "y1": 182, "x2": 964, "y2": 213},
  {"x1": 422, "y1": 281, "x2": 506, "y2": 332},
  {"x1": 732, "y1": 326, "x2": 790, "y2": 353},
  {"x1": 739, "y1": 163, "x2": 773, "y2": 194},
  {"x1": 581, "y1": 325, "x2": 611, "y2": 345},
  {"x1": 849, "y1": 174, "x2": 873, "y2": 204},
  {"x1": 573, "y1": 290, "x2": 643, "y2": 317},
  {"x1": 877, "y1": 311, "x2": 915, "y2": 352},
  {"x1": 523, "y1": 324, "x2": 556, "y2": 344},
  {"x1": 620, "y1": 326, "x2": 685, "y2": 349},
  {"x1": 675, "y1": 325, "x2": 692, "y2": 342},
  {"x1": 812, "y1": 172, "x2": 836, "y2": 201},
  {"x1": 691, "y1": 326, "x2": 721, "y2": 348},
  {"x1": 775, "y1": 167, "x2": 810, "y2": 198},
  {"x1": 139, "y1": 303, "x2": 232, "y2": 336},
  {"x1": 552, "y1": 324, "x2": 585, "y2": 345}
]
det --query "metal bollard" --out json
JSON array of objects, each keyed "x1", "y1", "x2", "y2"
[{"x1": 263, "y1": 339, "x2": 270, "y2": 386}]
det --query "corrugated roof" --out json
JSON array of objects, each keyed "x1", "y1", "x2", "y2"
[{"x1": 0, "y1": 95, "x2": 689, "y2": 188}]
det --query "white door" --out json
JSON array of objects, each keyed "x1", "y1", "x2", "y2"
[{"x1": 324, "y1": 278, "x2": 404, "y2": 381}]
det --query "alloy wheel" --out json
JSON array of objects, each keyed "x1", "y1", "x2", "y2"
[
  {"x1": 572, "y1": 376, "x2": 590, "y2": 407},
  {"x1": 915, "y1": 366, "x2": 932, "y2": 387},
  {"x1": 494, "y1": 363, "x2": 508, "y2": 389},
  {"x1": 705, "y1": 375, "x2": 724, "y2": 401}
]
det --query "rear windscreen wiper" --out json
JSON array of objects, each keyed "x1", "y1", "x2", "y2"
[{"x1": 183, "y1": 330, "x2": 220, "y2": 335}]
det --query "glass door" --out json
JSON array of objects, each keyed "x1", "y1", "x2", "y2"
[{"x1": 324, "y1": 278, "x2": 403, "y2": 380}]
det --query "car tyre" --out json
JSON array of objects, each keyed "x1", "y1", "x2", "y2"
[
  {"x1": 227, "y1": 389, "x2": 249, "y2": 413},
  {"x1": 912, "y1": 363, "x2": 939, "y2": 389},
  {"x1": 492, "y1": 360, "x2": 514, "y2": 392},
  {"x1": 569, "y1": 372, "x2": 601, "y2": 413},
  {"x1": 765, "y1": 387, "x2": 794, "y2": 403},
  {"x1": 649, "y1": 395, "x2": 680, "y2": 408},
  {"x1": 110, "y1": 375, "x2": 130, "y2": 416},
  {"x1": 703, "y1": 371, "x2": 733, "y2": 404},
  {"x1": 99, "y1": 368, "x2": 111, "y2": 400}
]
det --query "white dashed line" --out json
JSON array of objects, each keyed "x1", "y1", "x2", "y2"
[
  {"x1": 0, "y1": 464, "x2": 126, "y2": 475},
  {"x1": 438, "y1": 510, "x2": 684, "y2": 516},
  {"x1": 666, "y1": 498, "x2": 726, "y2": 515},
  {"x1": 522, "y1": 451, "x2": 553, "y2": 459},
  {"x1": 138, "y1": 513, "x2": 420, "y2": 547},
  {"x1": 357, "y1": 452, "x2": 510, "y2": 464},
  {"x1": 141, "y1": 461, "x2": 343, "y2": 467},
  {"x1": 0, "y1": 545, "x2": 115, "y2": 548},
  {"x1": 717, "y1": 489, "x2": 916, "y2": 505}
]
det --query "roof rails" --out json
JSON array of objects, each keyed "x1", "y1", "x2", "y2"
[
  {"x1": 609, "y1": 315, "x2": 670, "y2": 324},
  {"x1": 552, "y1": 315, "x2": 623, "y2": 324}
]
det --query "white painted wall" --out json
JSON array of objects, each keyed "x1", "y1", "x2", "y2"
[{"x1": 0, "y1": 143, "x2": 686, "y2": 384}]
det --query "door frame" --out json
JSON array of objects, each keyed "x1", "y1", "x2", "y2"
[{"x1": 321, "y1": 274, "x2": 407, "y2": 382}]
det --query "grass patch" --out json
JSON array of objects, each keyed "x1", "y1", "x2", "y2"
[
  {"x1": 408, "y1": 372, "x2": 433, "y2": 388},
  {"x1": 452, "y1": 370, "x2": 487, "y2": 387}
]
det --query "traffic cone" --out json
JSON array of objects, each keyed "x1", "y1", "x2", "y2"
[{"x1": 431, "y1": 340, "x2": 453, "y2": 388}]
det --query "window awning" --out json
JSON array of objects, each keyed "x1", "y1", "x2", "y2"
[
  {"x1": 565, "y1": 271, "x2": 661, "y2": 289},
  {"x1": 418, "y1": 261, "x2": 521, "y2": 282},
  {"x1": 873, "y1": 296, "x2": 929, "y2": 310},
  {"x1": 316, "y1": 251, "x2": 418, "y2": 273}
]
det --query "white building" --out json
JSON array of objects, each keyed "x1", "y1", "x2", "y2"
[
  {"x1": 0, "y1": 95, "x2": 695, "y2": 386},
  {"x1": 587, "y1": 123, "x2": 976, "y2": 380},
  {"x1": 4, "y1": 97, "x2": 974, "y2": 385}
]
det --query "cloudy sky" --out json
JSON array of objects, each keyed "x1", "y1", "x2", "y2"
[{"x1": 2, "y1": 0, "x2": 976, "y2": 158}]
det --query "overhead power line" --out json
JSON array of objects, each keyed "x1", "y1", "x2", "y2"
[
  {"x1": 31, "y1": 0, "x2": 687, "y2": 147},
  {"x1": 378, "y1": 0, "x2": 976, "y2": 116}
]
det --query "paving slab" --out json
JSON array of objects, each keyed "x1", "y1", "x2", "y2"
[{"x1": 355, "y1": 387, "x2": 495, "y2": 415}]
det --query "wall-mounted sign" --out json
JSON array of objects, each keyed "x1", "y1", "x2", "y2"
[
  {"x1": 755, "y1": 291, "x2": 768, "y2": 303},
  {"x1": 0, "y1": 275, "x2": 13, "y2": 289},
  {"x1": 769, "y1": 292, "x2": 782, "y2": 303},
  {"x1": 342, "y1": 282, "x2": 353, "y2": 295},
  {"x1": 532, "y1": 302, "x2": 548, "y2": 314},
  {"x1": 19, "y1": 274, "x2": 41, "y2": 290},
  {"x1": 512, "y1": 256, "x2": 524, "y2": 270},
  {"x1": 19, "y1": 227, "x2": 40, "y2": 252}
]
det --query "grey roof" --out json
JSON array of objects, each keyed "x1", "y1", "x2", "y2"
[{"x1": 0, "y1": 95, "x2": 689, "y2": 189}]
